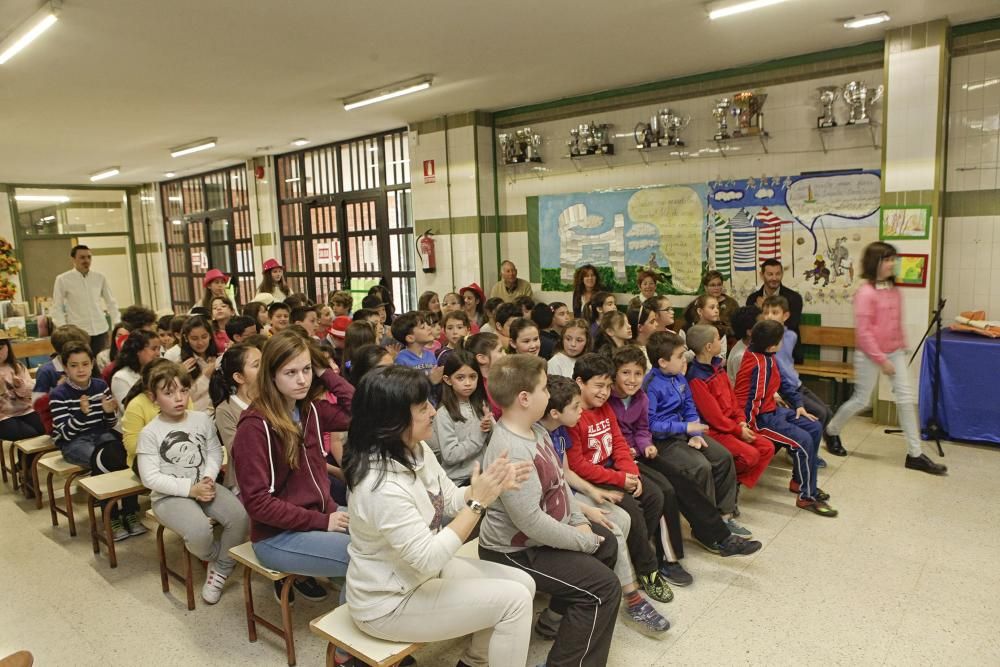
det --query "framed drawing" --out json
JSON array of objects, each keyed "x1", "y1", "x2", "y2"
[
  {"x1": 895, "y1": 253, "x2": 928, "y2": 287},
  {"x1": 880, "y1": 205, "x2": 931, "y2": 240}
]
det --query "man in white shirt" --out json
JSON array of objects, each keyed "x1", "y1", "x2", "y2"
[{"x1": 52, "y1": 245, "x2": 120, "y2": 353}]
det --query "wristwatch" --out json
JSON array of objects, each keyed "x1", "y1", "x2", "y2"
[{"x1": 466, "y1": 498, "x2": 486, "y2": 515}]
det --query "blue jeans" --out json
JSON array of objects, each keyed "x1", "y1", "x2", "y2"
[
  {"x1": 756, "y1": 407, "x2": 823, "y2": 501},
  {"x1": 252, "y1": 530, "x2": 351, "y2": 580}
]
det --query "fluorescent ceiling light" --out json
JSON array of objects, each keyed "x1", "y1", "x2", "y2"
[
  {"x1": 343, "y1": 75, "x2": 433, "y2": 111},
  {"x1": 164, "y1": 171, "x2": 176, "y2": 178},
  {"x1": 89, "y1": 166, "x2": 120, "y2": 182},
  {"x1": 168, "y1": 196, "x2": 182, "y2": 202},
  {"x1": 291, "y1": 138, "x2": 310, "y2": 147},
  {"x1": 39, "y1": 215, "x2": 56, "y2": 222},
  {"x1": 0, "y1": 2, "x2": 59, "y2": 65},
  {"x1": 844, "y1": 12, "x2": 890, "y2": 29},
  {"x1": 707, "y1": 0, "x2": 789, "y2": 20},
  {"x1": 14, "y1": 194, "x2": 69, "y2": 203},
  {"x1": 963, "y1": 78, "x2": 1000, "y2": 91},
  {"x1": 170, "y1": 138, "x2": 217, "y2": 158}
]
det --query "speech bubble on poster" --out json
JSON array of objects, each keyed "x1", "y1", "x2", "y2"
[
  {"x1": 628, "y1": 186, "x2": 703, "y2": 293},
  {"x1": 785, "y1": 172, "x2": 881, "y2": 254}
]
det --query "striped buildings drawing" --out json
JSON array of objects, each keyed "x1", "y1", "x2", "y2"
[
  {"x1": 729, "y1": 208, "x2": 758, "y2": 273},
  {"x1": 755, "y1": 206, "x2": 787, "y2": 263},
  {"x1": 710, "y1": 211, "x2": 732, "y2": 279}
]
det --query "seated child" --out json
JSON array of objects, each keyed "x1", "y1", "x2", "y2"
[
  {"x1": 761, "y1": 295, "x2": 845, "y2": 457},
  {"x1": 686, "y1": 324, "x2": 776, "y2": 490},
  {"x1": 210, "y1": 342, "x2": 262, "y2": 492},
  {"x1": 431, "y1": 350, "x2": 493, "y2": 486},
  {"x1": 466, "y1": 332, "x2": 504, "y2": 420},
  {"x1": 530, "y1": 303, "x2": 558, "y2": 360},
  {"x1": 493, "y1": 302, "x2": 521, "y2": 351},
  {"x1": 726, "y1": 306, "x2": 760, "y2": 383},
  {"x1": 682, "y1": 295, "x2": 728, "y2": 361},
  {"x1": 225, "y1": 316, "x2": 258, "y2": 345},
  {"x1": 136, "y1": 361, "x2": 249, "y2": 604},
  {"x1": 437, "y1": 310, "x2": 469, "y2": 366},
  {"x1": 33, "y1": 324, "x2": 90, "y2": 402},
  {"x1": 566, "y1": 353, "x2": 674, "y2": 601},
  {"x1": 478, "y1": 354, "x2": 621, "y2": 667},
  {"x1": 547, "y1": 318, "x2": 591, "y2": 379},
  {"x1": 267, "y1": 302, "x2": 291, "y2": 335},
  {"x1": 734, "y1": 320, "x2": 837, "y2": 517},
  {"x1": 542, "y1": 375, "x2": 669, "y2": 635},
  {"x1": 610, "y1": 345, "x2": 760, "y2": 564},
  {"x1": 391, "y1": 311, "x2": 443, "y2": 386}
]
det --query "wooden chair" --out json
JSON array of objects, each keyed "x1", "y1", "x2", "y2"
[
  {"x1": 229, "y1": 541, "x2": 301, "y2": 666},
  {"x1": 78, "y1": 470, "x2": 148, "y2": 568},
  {"x1": 310, "y1": 606, "x2": 420, "y2": 667},
  {"x1": 6, "y1": 435, "x2": 57, "y2": 502},
  {"x1": 37, "y1": 451, "x2": 88, "y2": 536},
  {"x1": 147, "y1": 509, "x2": 198, "y2": 610},
  {"x1": 796, "y1": 325, "x2": 856, "y2": 408}
]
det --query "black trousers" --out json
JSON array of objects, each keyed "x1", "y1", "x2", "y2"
[
  {"x1": 480, "y1": 523, "x2": 621, "y2": 667},
  {"x1": 801, "y1": 385, "x2": 832, "y2": 428},
  {"x1": 0, "y1": 413, "x2": 45, "y2": 441},
  {"x1": 639, "y1": 456, "x2": 731, "y2": 550},
  {"x1": 89, "y1": 332, "x2": 109, "y2": 355},
  {"x1": 599, "y1": 478, "x2": 662, "y2": 576}
]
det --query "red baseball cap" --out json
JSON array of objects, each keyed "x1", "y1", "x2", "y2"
[
  {"x1": 459, "y1": 282, "x2": 485, "y2": 304},
  {"x1": 327, "y1": 315, "x2": 352, "y2": 339},
  {"x1": 262, "y1": 258, "x2": 284, "y2": 273},
  {"x1": 202, "y1": 268, "x2": 229, "y2": 288}
]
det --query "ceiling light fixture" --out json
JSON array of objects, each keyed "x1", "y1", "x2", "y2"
[
  {"x1": 343, "y1": 75, "x2": 433, "y2": 111},
  {"x1": 291, "y1": 138, "x2": 310, "y2": 147},
  {"x1": 963, "y1": 78, "x2": 1000, "y2": 91},
  {"x1": 0, "y1": 1, "x2": 59, "y2": 65},
  {"x1": 89, "y1": 166, "x2": 120, "y2": 182},
  {"x1": 843, "y1": 12, "x2": 890, "y2": 29},
  {"x1": 39, "y1": 215, "x2": 56, "y2": 222},
  {"x1": 164, "y1": 172, "x2": 176, "y2": 178},
  {"x1": 170, "y1": 138, "x2": 217, "y2": 158},
  {"x1": 706, "y1": 0, "x2": 789, "y2": 20},
  {"x1": 14, "y1": 194, "x2": 69, "y2": 203}
]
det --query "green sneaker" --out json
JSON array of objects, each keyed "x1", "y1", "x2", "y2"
[
  {"x1": 638, "y1": 571, "x2": 674, "y2": 604},
  {"x1": 110, "y1": 517, "x2": 129, "y2": 542}
]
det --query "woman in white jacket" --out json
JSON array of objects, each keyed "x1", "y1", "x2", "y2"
[{"x1": 343, "y1": 366, "x2": 535, "y2": 667}]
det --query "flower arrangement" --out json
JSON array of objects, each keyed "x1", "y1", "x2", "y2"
[{"x1": 0, "y1": 237, "x2": 20, "y2": 300}]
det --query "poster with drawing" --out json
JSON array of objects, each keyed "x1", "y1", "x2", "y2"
[{"x1": 536, "y1": 170, "x2": 881, "y2": 305}]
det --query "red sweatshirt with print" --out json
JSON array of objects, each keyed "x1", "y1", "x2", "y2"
[{"x1": 566, "y1": 403, "x2": 638, "y2": 488}]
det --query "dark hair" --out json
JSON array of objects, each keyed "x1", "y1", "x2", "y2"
[
  {"x1": 210, "y1": 342, "x2": 259, "y2": 407},
  {"x1": 157, "y1": 314, "x2": 174, "y2": 332},
  {"x1": 146, "y1": 359, "x2": 193, "y2": 397},
  {"x1": 572, "y1": 352, "x2": 615, "y2": 383},
  {"x1": 360, "y1": 294, "x2": 384, "y2": 311},
  {"x1": 348, "y1": 344, "x2": 391, "y2": 386},
  {"x1": 423, "y1": 310, "x2": 441, "y2": 326},
  {"x1": 530, "y1": 303, "x2": 554, "y2": 330},
  {"x1": 115, "y1": 330, "x2": 159, "y2": 373},
  {"x1": 627, "y1": 305, "x2": 657, "y2": 342},
  {"x1": 123, "y1": 357, "x2": 171, "y2": 408},
  {"x1": 390, "y1": 311, "x2": 425, "y2": 344},
  {"x1": 513, "y1": 295, "x2": 535, "y2": 312},
  {"x1": 646, "y1": 331, "x2": 685, "y2": 366},
  {"x1": 507, "y1": 317, "x2": 540, "y2": 351},
  {"x1": 441, "y1": 309, "x2": 470, "y2": 330},
  {"x1": 417, "y1": 291, "x2": 439, "y2": 311},
  {"x1": 242, "y1": 301, "x2": 267, "y2": 325},
  {"x1": 731, "y1": 305, "x2": 761, "y2": 342},
  {"x1": 121, "y1": 305, "x2": 157, "y2": 331},
  {"x1": 285, "y1": 293, "x2": 311, "y2": 310},
  {"x1": 761, "y1": 294, "x2": 790, "y2": 313},
  {"x1": 439, "y1": 350, "x2": 486, "y2": 422},
  {"x1": 612, "y1": 344, "x2": 648, "y2": 373},
  {"x1": 169, "y1": 315, "x2": 186, "y2": 336},
  {"x1": 0, "y1": 339, "x2": 21, "y2": 372},
  {"x1": 70, "y1": 244, "x2": 89, "y2": 257},
  {"x1": 290, "y1": 305, "x2": 317, "y2": 324},
  {"x1": 593, "y1": 310, "x2": 627, "y2": 353},
  {"x1": 107, "y1": 321, "x2": 129, "y2": 363},
  {"x1": 352, "y1": 308, "x2": 379, "y2": 322},
  {"x1": 225, "y1": 315, "x2": 257, "y2": 340},
  {"x1": 466, "y1": 332, "x2": 500, "y2": 361},
  {"x1": 545, "y1": 375, "x2": 580, "y2": 414},
  {"x1": 267, "y1": 301, "x2": 290, "y2": 317},
  {"x1": 572, "y1": 264, "x2": 602, "y2": 316},
  {"x1": 554, "y1": 318, "x2": 592, "y2": 355},
  {"x1": 860, "y1": 241, "x2": 897, "y2": 283},
  {"x1": 483, "y1": 297, "x2": 504, "y2": 318},
  {"x1": 188, "y1": 306, "x2": 209, "y2": 317},
  {"x1": 180, "y1": 315, "x2": 218, "y2": 380},
  {"x1": 242, "y1": 333, "x2": 270, "y2": 349},
  {"x1": 760, "y1": 258, "x2": 783, "y2": 272},
  {"x1": 343, "y1": 321, "x2": 377, "y2": 372},
  {"x1": 701, "y1": 270, "x2": 726, "y2": 288},
  {"x1": 750, "y1": 320, "x2": 785, "y2": 352},
  {"x1": 682, "y1": 294, "x2": 718, "y2": 332},
  {"x1": 257, "y1": 266, "x2": 290, "y2": 299},
  {"x1": 584, "y1": 291, "x2": 614, "y2": 325},
  {"x1": 343, "y1": 366, "x2": 429, "y2": 491},
  {"x1": 210, "y1": 294, "x2": 236, "y2": 314},
  {"x1": 549, "y1": 301, "x2": 568, "y2": 313},
  {"x1": 494, "y1": 302, "x2": 521, "y2": 329},
  {"x1": 59, "y1": 340, "x2": 93, "y2": 365},
  {"x1": 50, "y1": 324, "x2": 90, "y2": 355}
]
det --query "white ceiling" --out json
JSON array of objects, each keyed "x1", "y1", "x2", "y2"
[{"x1": 0, "y1": 0, "x2": 997, "y2": 185}]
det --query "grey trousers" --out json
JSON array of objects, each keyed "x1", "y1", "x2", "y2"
[
  {"x1": 655, "y1": 434, "x2": 739, "y2": 516},
  {"x1": 152, "y1": 485, "x2": 249, "y2": 574}
]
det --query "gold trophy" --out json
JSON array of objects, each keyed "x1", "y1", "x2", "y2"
[{"x1": 731, "y1": 91, "x2": 766, "y2": 137}]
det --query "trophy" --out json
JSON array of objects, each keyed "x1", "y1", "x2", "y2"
[
  {"x1": 661, "y1": 110, "x2": 689, "y2": 146},
  {"x1": 500, "y1": 128, "x2": 543, "y2": 164},
  {"x1": 569, "y1": 121, "x2": 614, "y2": 156},
  {"x1": 817, "y1": 86, "x2": 839, "y2": 128},
  {"x1": 713, "y1": 98, "x2": 732, "y2": 140},
  {"x1": 568, "y1": 127, "x2": 582, "y2": 156},
  {"x1": 731, "y1": 91, "x2": 766, "y2": 137},
  {"x1": 634, "y1": 114, "x2": 658, "y2": 149},
  {"x1": 843, "y1": 81, "x2": 883, "y2": 125}
]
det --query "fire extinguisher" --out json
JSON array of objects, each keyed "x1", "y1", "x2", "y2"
[{"x1": 416, "y1": 229, "x2": 436, "y2": 273}]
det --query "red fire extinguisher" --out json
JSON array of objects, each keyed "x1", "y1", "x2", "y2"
[{"x1": 417, "y1": 229, "x2": 436, "y2": 273}]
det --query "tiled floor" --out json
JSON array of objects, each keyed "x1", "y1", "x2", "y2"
[{"x1": 2, "y1": 416, "x2": 998, "y2": 666}]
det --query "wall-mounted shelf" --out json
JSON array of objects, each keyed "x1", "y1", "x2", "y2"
[
  {"x1": 713, "y1": 131, "x2": 770, "y2": 157},
  {"x1": 564, "y1": 152, "x2": 614, "y2": 171},
  {"x1": 503, "y1": 160, "x2": 548, "y2": 184},
  {"x1": 816, "y1": 122, "x2": 880, "y2": 153},
  {"x1": 634, "y1": 144, "x2": 689, "y2": 164}
]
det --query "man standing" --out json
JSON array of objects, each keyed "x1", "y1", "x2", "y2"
[
  {"x1": 488, "y1": 260, "x2": 533, "y2": 303},
  {"x1": 745, "y1": 259, "x2": 804, "y2": 363},
  {"x1": 52, "y1": 245, "x2": 120, "y2": 354}
]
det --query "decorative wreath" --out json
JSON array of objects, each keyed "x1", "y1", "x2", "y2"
[{"x1": 0, "y1": 237, "x2": 20, "y2": 300}]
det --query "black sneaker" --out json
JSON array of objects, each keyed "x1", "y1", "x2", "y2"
[
  {"x1": 825, "y1": 432, "x2": 848, "y2": 456},
  {"x1": 702, "y1": 534, "x2": 762, "y2": 557},
  {"x1": 905, "y1": 453, "x2": 947, "y2": 476},
  {"x1": 294, "y1": 576, "x2": 328, "y2": 601},
  {"x1": 658, "y1": 561, "x2": 693, "y2": 587},
  {"x1": 273, "y1": 579, "x2": 295, "y2": 606},
  {"x1": 534, "y1": 607, "x2": 561, "y2": 640}
]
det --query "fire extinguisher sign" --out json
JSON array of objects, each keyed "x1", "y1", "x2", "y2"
[{"x1": 423, "y1": 160, "x2": 436, "y2": 184}]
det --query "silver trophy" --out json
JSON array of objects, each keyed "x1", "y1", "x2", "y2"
[
  {"x1": 661, "y1": 110, "x2": 689, "y2": 146},
  {"x1": 843, "y1": 81, "x2": 883, "y2": 125},
  {"x1": 817, "y1": 86, "x2": 839, "y2": 128},
  {"x1": 713, "y1": 98, "x2": 732, "y2": 140},
  {"x1": 634, "y1": 113, "x2": 658, "y2": 149},
  {"x1": 569, "y1": 121, "x2": 614, "y2": 156},
  {"x1": 500, "y1": 128, "x2": 543, "y2": 164}
]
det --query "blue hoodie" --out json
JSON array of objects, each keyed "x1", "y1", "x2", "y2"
[{"x1": 644, "y1": 367, "x2": 699, "y2": 438}]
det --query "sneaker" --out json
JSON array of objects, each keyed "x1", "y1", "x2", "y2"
[
  {"x1": 273, "y1": 579, "x2": 295, "y2": 606},
  {"x1": 825, "y1": 433, "x2": 848, "y2": 456},
  {"x1": 293, "y1": 576, "x2": 328, "y2": 602},
  {"x1": 796, "y1": 498, "x2": 839, "y2": 517},
  {"x1": 124, "y1": 513, "x2": 148, "y2": 537},
  {"x1": 658, "y1": 561, "x2": 693, "y2": 587},
  {"x1": 816, "y1": 456, "x2": 828, "y2": 468},
  {"x1": 724, "y1": 517, "x2": 753, "y2": 538},
  {"x1": 534, "y1": 607, "x2": 561, "y2": 640},
  {"x1": 201, "y1": 563, "x2": 228, "y2": 604},
  {"x1": 638, "y1": 571, "x2": 674, "y2": 603},
  {"x1": 110, "y1": 517, "x2": 129, "y2": 542},
  {"x1": 788, "y1": 480, "x2": 830, "y2": 501},
  {"x1": 905, "y1": 453, "x2": 947, "y2": 476},
  {"x1": 701, "y1": 534, "x2": 763, "y2": 557},
  {"x1": 623, "y1": 596, "x2": 670, "y2": 635}
]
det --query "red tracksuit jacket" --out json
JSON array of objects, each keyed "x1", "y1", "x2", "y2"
[
  {"x1": 566, "y1": 403, "x2": 638, "y2": 488},
  {"x1": 687, "y1": 357, "x2": 746, "y2": 437}
]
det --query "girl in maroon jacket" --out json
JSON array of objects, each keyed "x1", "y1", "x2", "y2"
[{"x1": 232, "y1": 330, "x2": 355, "y2": 605}]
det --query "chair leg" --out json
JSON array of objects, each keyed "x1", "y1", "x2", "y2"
[
  {"x1": 243, "y1": 566, "x2": 258, "y2": 642},
  {"x1": 9, "y1": 444, "x2": 20, "y2": 491},
  {"x1": 46, "y1": 471, "x2": 59, "y2": 527},
  {"x1": 32, "y1": 455, "x2": 46, "y2": 509},
  {"x1": 0, "y1": 440, "x2": 8, "y2": 484},
  {"x1": 104, "y1": 500, "x2": 119, "y2": 568},
  {"x1": 65, "y1": 472, "x2": 84, "y2": 537},
  {"x1": 19, "y1": 450, "x2": 32, "y2": 499},
  {"x1": 183, "y1": 546, "x2": 195, "y2": 611},
  {"x1": 325, "y1": 644, "x2": 336, "y2": 667},
  {"x1": 156, "y1": 525, "x2": 169, "y2": 593},
  {"x1": 280, "y1": 577, "x2": 297, "y2": 666},
  {"x1": 87, "y1": 496, "x2": 100, "y2": 554}
]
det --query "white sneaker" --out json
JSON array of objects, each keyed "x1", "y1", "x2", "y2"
[{"x1": 201, "y1": 563, "x2": 228, "y2": 605}]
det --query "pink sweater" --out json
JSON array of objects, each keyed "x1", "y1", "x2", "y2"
[{"x1": 854, "y1": 283, "x2": 906, "y2": 365}]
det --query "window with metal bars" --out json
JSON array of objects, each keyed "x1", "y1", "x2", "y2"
[
  {"x1": 160, "y1": 164, "x2": 254, "y2": 313},
  {"x1": 275, "y1": 129, "x2": 414, "y2": 311}
]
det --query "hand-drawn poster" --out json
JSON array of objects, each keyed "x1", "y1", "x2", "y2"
[{"x1": 537, "y1": 170, "x2": 881, "y2": 305}]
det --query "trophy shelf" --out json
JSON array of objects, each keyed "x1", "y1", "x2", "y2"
[
  {"x1": 815, "y1": 122, "x2": 880, "y2": 154},
  {"x1": 634, "y1": 144, "x2": 689, "y2": 164},
  {"x1": 713, "y1": 131, "x2": 770, "y2": 157},
  {"x1": 563, "y1": 152, "x2": 615, "y2": 172},
  {"x1": 502, "y1": 160, "x2": 547, "y2": 183}
]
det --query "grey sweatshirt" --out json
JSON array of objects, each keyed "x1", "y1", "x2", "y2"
[
  {"x1": 478, "y1": 421, "x2": 599, "y2": 554},
  {"x1": 432, "y1": 399, "x2": 489, "y2": 484}
]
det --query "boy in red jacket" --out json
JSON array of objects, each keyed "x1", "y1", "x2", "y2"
[
  {"x1": 686, "y1": 324, "x2": 775, "y2": 490},
  {"x1": 567, "y1": 353, "x2": 673, "y2": 603}
]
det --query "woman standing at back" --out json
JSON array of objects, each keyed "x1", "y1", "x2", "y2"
[{"x1": 572, "y1": 264, "x2": 602, "y2": 318}]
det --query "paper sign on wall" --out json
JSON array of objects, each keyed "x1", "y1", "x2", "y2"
[{"x1": 423, "y1": 160, "x2": 436, "y2": 184}]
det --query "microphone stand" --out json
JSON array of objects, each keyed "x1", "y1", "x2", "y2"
[{"x1": 885, "y1": 297, "x2": 946, "y2": 457}]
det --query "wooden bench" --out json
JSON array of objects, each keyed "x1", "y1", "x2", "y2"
[
  {"x1": 37, "y1": 451, "x2": 88, "y2": 536},
  {"x1": 147, "y1": 509, "x2": 199, "y2": 610},
  {"x1": 229, "y1": 541, "x2": 302, "y2": 666},
  {"x1": 1, "y1": 436, "x2": 57, "y2": 502},
  {"x1": 795, "y1": 325, "x2": 856, "y2": 408},
  {"x1": 78, "y1": 470, "x2": 148, "y2": 568},
  {"x1": 310, "y1": 606, "x2": 421, "y2": 667}
]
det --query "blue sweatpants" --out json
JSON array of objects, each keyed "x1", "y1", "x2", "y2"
[{"x1": 755, "y1": 407, "x2": 823, "y2": 501}]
